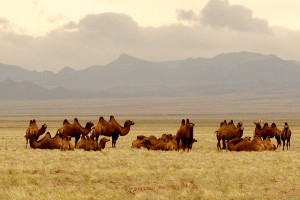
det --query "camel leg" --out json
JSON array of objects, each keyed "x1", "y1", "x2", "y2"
[
  {"x1": 217, "y1": 139, "x2": 221, "y2": 151},
  {"x1": 182, "y1": 139, "x2": 186, "y2": 151},
  {"x1": 75, "y1": 135, "x2": 80, "y2": 146},
  {"x1": 96, "y1": 135, "x2": 99, "y2": 143},
  {"x1": 282, "y1": 140, "x2": 285, "y2": 150},
  {"x1": 222, "y1": 140, "x2": 226, "y2": 149},
  {"x1": 287, "y1": 138, "x2": 290, "y2": 150},
  {"x1": 276, "y1": 137, "x2": 281, "y2": 148},
  {"x1": 112, "y1": 140, "x2": 116, "y2": 148}
]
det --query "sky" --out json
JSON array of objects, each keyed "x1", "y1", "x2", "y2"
[{"x1": 1, "y1": 0, "x2": 300, "y2": 71}]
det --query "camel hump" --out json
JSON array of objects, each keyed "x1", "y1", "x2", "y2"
[
  {"x1": 110, "y1": 115, "x2": 115, "y2": 120},
  {"x1": 271, "y1": 123, "x2": 277, "y2": 128},
  {"x1": 63, "y1": 119, "x2": 70, "y2": 125},
  {"x1": 99, "y1": 116, "x2": 106, "y2": 122},
  {"x1": 186, "y1": 119, "x2": 190, "y2": 124},
  {"x1": 74, "y1": 118, "x2": 79, "y2": 123},
  {"x1": 181, "y1": 119, "x2": 185, "y2": 125}
]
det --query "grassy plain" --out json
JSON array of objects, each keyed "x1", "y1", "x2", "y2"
[{"x1": 0, "y1": 99, "x2": 300, "y2": 200}]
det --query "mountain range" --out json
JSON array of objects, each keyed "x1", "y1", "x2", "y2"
[{"x1": 0, "y1": 51, "x2": 300, "y2": 100}]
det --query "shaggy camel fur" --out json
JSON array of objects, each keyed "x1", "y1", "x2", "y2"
[
  {"x1": 57, "y1": 118, "x2": 94, "y2": 146},
  {"x1": 90, "y1": 116, "x2": 135, "y2": 148},
  {"x1": 215, "y1": 121, "x2": 244, "y2": 151},
  {"x1": 281, "y1": 122, "x2": 292, "y2": 150},
  {"x1": 28, "y1": 132, "x2": 74, "y2": 150},
  {"x1": 25, "y1": 119, "x2": 47, "y2": 148},
  {"x1": 75, "y1": 136, "x2": 99, "y2": 151}
]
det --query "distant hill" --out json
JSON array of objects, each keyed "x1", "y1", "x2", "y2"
[
  {"x1": 0, "y1": 51, "x2": 300, "y2": 99},
  {"x1": 0, "y1": 79, "x2": 85, "y2": 100}
]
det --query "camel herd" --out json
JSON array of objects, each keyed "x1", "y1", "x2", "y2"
[
  {"x1": 215, "y1": 120, "x2": 292, "y2": 151},
  {"x1": 24, "y1": 117, "x2": 292, "y2": 152},
  {"x1": 24, "y1": 116, "x2": 135, "y2": 151}
]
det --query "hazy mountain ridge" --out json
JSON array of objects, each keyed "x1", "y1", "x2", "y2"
[{"x1": 0, "y1": 51, "x2": 300, "y2": 99}]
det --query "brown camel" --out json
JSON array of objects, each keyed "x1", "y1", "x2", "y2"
[
  {"x1": 141, "y1": 134, "x2": 173, "y2": 151},
  {"x1": 226, "y1": 136, "x2": 265, "y2": 151},
  {"x1": 57, "y1": 118, "x2": 94, "y2": 146},
  {"x1": 281, "y1": 122, "x2": 292, "y2": 150},
  {"x1": 253, "y1": 122, "x2": 281, "y2": 147},
  {"x1": 90, "y1": 115, "x2": 135, "y2": 148},
  {"x1": 25, "y1": 119, "x2": 47, "y2": 148},
  {"x1": 176, "y1": 119, "x2": 195, "y2": 151},
  {"x1": 99, "y1": 137, "x2": 110, "y2": 149},
  {"x1": 28, "y1": 132, "x2": 74, "y2": 150},
  {"x1": 215, "y1": 121, "x2": 244, "y2": 151},
  {"x1": 75, "y1": 136, "x2": 99, "y2": 151}
]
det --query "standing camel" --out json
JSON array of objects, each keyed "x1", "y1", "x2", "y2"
[
  {"x1": 176, "y1": 119, "x2": 195, "y2": 151},
  {"x1": 25, "y1": 119, "x2": 47, "y2": 148},
  {"x1": 90, "y1": 116, "x2": 135, "y2": 148},
  {"x1": 215, "y1": 121, "x2": 244, "y2": 150},
  {"x1": 57, "y1": 118, "x2": 94, "y2": 146},
  {"x1": 281, "y1": 122, "x2": 292, "y2": 150}
]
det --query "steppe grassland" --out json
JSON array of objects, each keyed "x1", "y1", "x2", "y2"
[{"x1": 0, "y1": 99, "x2": 299, "y2": 199}]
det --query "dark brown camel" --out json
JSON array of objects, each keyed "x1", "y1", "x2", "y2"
[
  {"x1": 175, "y1": 119, "x2": 195, "y2": 151},
  {"x1": 75, "y1": 136, "x2": 99, "y2": 151},
  {"x1": 215, "y1": 121, "x2": 244, "y2": 150},
  {"x1": 281, "y1": 122, "x2": 292, "y2": 150},
  {"x1": 28, "y1": 132, "x2": 74, "y2": 150},
  {"x1": 90, "y1": 115, "x2": 134, "y2": 148},
  {"x1": 57, "y1": 118, "x2": 94, "y2": 146},
  {"x1": 25, "y1": 119, "x2": 47, "y2": 148}
]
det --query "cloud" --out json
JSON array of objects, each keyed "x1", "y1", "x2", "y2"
[
  {"x1": 201, "y1": 0, "x2": 271, "y2": 33},
  {"x1": 0, "y1": 9, "x2": 299, "y2": 71},
  {"x1": 176, "y1": 9, "x2": 198, "y2": 22}
]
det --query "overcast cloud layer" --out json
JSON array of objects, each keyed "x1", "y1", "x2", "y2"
[{"x1": 0, "y1": 0, "x2": 299, "y2": 71}]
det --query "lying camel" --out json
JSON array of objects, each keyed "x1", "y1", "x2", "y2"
[
  {"x1": 25, "y1": 119, "x2": 47, "y2": 148},
  {"x1": 131, "y1": 135, "x2": 147, "y2": 149},
  {"x1": 57, "y1": 118, "x2": 94, "y2": 146},
  {"x1": 227, "y1": 137, "x2": 265, "y2": 151},
  {"x1": 90, "y1": 116, "x2": 135, "y2": 148},
  {"x1": 75, "y1": 136, "x2": 99, "y2": 151},
  {"x1": 28, "y1": 132, "x2": 74, "y2": 150},
  {"x1": 281, "y1": 122, "x2": 292, "y2": 150}
]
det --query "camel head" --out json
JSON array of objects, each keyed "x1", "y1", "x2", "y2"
[
  {"x1": 284, "y1": 122, "x2": 289, "y2": 130},
  {"x1": 40, "y1": 124, "x2": 47, "y2": 133},
  {"x1": 245, "y1": 136, "x2": 251, "y2": 141},
  {"x1": 254, "y1": 122, "x2": 262, "y2": 129},
  {"x1": 236, "y1": 122, "x2": 244, "y2": 137},
  {"x1": 85, "y1": 122, "x2": 94, "y2": 129},
  {"x1": 124, "y1": 120, "x2": 135, "y2": 127}
]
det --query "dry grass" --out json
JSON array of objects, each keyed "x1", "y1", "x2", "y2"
[{"x1": 0, "y1": 100, "x2": 300, "y2": 200}]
